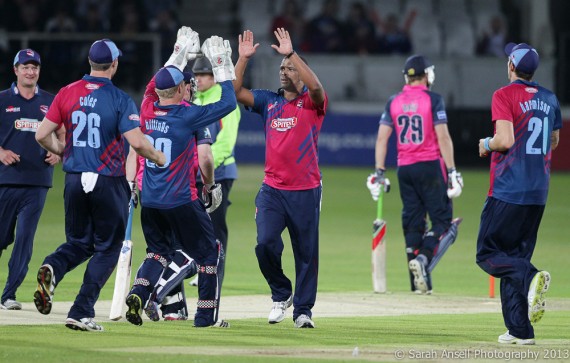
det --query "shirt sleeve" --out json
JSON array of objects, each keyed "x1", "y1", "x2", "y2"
[
  {"x1": 379, "y1": 97, "x2": 394, "y2": 127},
  {"x1": 431, "y1": 93, "x2": 448, "y2": 125},
  {"x1": 491, "y1": 89, "x2": 512, "y2": 122},
  {"x1": 44, "y1": 91, "x2": 64, "y2": 125},
  {"x1": 197, "y1": 127, "x2": 213, "y2": 145},
  {"x1": 118, "y1": 96, "x2": 141, "y2": 134}
]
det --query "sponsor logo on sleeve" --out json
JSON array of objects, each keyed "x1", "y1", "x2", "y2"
[
  {"x1": 267, "y1": 102, "x2": 278, "y2": 111},
  {"x1": 437, "y1": 111, "x2": 447, "y2": 120},
  {"x1": 270, "y1": 117, "x2": 297, "y2": 131},
  {"x1": 128, "y1": 114, "x2": 140, "y2": 121},
  {"x1": 5, "y1": 106, "x2": 21, "y2": 113},
  {"x1": 14, "y1": 118, "x2": 41, "y2": 132}
]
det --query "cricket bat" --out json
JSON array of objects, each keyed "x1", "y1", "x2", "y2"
[
  {"x1": 372, "y1": 190, "x2": 387, "y2": 293},
  {"x1": 109, "y1": 198, "x2": 135, "y2": 321}
]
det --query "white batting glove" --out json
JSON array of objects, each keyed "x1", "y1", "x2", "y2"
[
  {"x1": 447, "y1": 168, "x2": 463, "y2": 199},
  {"x1": 366, "y1": 169, "x2": 390, "y2": 201},
  {"x1": 165, "y1": 26, "x2": 199, "y2": 71},
  {"x1": 201, "y1": 36, "x2": 235, "y2": 82},
  {"x1": 202, "y1": 183, "x2": 222, "y2": 213}
]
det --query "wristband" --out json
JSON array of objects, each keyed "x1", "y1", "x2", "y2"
[
  {"x1": 484, "y1": 137, "x2": 493, "y2": 152},
  {"x1": 285, "y1": 50, "x2": 295, "y2": 59}
]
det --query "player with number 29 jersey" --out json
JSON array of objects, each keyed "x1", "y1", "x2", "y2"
[
  {"x1": 380, "y1": 84, "x2": 448, "y2": 166},
  {"x1": 489, "y1": 80, "x2": 562, "y2": 205},
  {"x1": 45, "y1": 75, "x2": 139, "y2": 176}
]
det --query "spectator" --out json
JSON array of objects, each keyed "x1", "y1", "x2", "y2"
[
  {"x1": 304, "y1": 0, "x2": 344, "y2": 53},
  {"x1": 343, "y1": 1, "x2": 377, "y2": 54},
  {"x1": 376, "y1": 13, "x2": 414, "y2": 55},
  {"x1": 77, "y1": 4, "x2": 109, "y2": 33},
  {"x1": 270, "y1": 0, "x2": 306, "y2": 51},
  {"x1": 476, "y1": 15, "x2": 507, "y2": 57}
]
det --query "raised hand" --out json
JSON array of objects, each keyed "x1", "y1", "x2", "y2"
[
  {"x1": 202, "y1": 36, "x2": 235, "y2": 82},
  {"x1": 165, "y1": 26, "x2": 199, "y2": 70},
  {"x1": 238, "y1": 30, "x2": 259, "y2": 59},
  {"x1": 271, "y1": 27, "x2": 293, "y2": 56}
]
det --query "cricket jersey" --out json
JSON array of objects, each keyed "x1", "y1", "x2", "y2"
[
  {"x1": 489, "y1": 79, "x2": 562, "y2": 205},
  {"x1": 380, "y1": 84, "x2": 447, "y2": 166},
  {"x1": 45, "y1": 75, "x2": 140, "y2": 176},
  {"x1": 249, "y1": 87, "x2": 328, "y2": 190},
  {"x1": 0, "y1": 83, "x2": 54, "y2": 187},
  {"x1": 140, "y1": 77, "x2": 236, "y2": 209}
]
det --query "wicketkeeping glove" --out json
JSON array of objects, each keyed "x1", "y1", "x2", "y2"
[
  {"x1": 366, "y1": 169, "x2": 391, "y2": 201},
  {"x1": 447, "y1": 168, "x2": 463, "y2": 199},
  {"x1": 202, "y1": 183, "x2": 222, "y2": 213},
  {"x1": 201, "y1": 36, "x2": 235, "y2": 82},
  {"x1": 165, "y1": 26, "x2": 200, "y2": 71},
  {"x1": 128, "y1": 181, "x2": 139, "y2": 208}
]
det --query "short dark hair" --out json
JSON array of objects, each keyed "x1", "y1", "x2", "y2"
[
  {"x1": 89, "y1": 60, "x2": 112, "y2": 71},
  {"x1": 514, "y1": 69, "x2": 533, "y2": 81}
]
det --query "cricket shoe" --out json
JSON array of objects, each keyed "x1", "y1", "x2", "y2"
[
  {"x1": 34, "y1": 264, "x2": 55, "y2": 315},
  {"x1": 1, "y1": 299, "x2": 22, "y2": 310},
  {"x1": 164, "y1": 312, "x2": 188, "y2": 321},
  {"x1": 294, "y1": 314, "x2": 315, "y2": 328},
  {"x1": 268, "y1": 295, "x2": 293, "y2": 324},
  {"x1": 125, "y1": 294, "x2": 144, "y2": 326},
  {"x1": 65, "y1": 317, "x2": 104, "y2": 332},
  {"x1": 498, "y1": 331, "x2": 535, "y2": 345},
  {"x1": 528, "y1": 271, "x2": 551, "y2": 324},
  {"x1": 144, "y1": 300, "x2": 160, "y2": 322},
  {"x1": 409, "y1": 256, "x2": 429, "y2": 293}
]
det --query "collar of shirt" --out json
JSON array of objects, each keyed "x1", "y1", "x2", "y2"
[
  {"x1": 11, "y1": 82, "x2": 39, "y2": 97},
  {"x1": 402, "y1": 84, "x2": 428, "y2": 92},
  {"x1": 82, "y1": 74, "x2": 113, "y2": 85}
]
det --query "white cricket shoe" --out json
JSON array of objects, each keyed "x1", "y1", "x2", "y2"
[
  {"x1": 268, "y1": 295, "x2": 293, "y2": 324},
  {"x1": 294, "y1": 314, "x2": 315, "y2": 328},
  {"x1": 498, "y1": 331, "x2": 535, "y2": 345},
  {"x1": 1, "y1": 299, "x2": 22, "y2": 310},
  {"x1": 65, "y1": 317, "x2": 104, "y2": 332},
  {"x1": 528, "y1": 271, "x2": 550, "y2": 324}
]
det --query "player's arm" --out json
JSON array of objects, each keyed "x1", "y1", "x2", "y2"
[
  {"x1": 479, "y1": 120, "x2": 514, "y2": 157},
  {"x1": 271, "y1": 27, "x2": 325, "y2": 106},
  {"x1": 125, "y1": 145, "x2": 138, "y2": 183},
  {"x1": 44, "y1": 125, "x2": 65, "y2": 165},
  {"x1": 212, "y1": 107, "x2": 240, "y2": 168},
  {"x1": 198, "y1": 143, "x2": 215, "y2": 186},
  {"x1": 0, "y1": 147, "x2": 20, "y2": 165},
  {"x1": 435, "y1": 123, "x2": 456, "y2": 169},
  {"x1": 375, "y1": 124, "x2": 392, "y2": 170},
  {"x1": 123, "y1": 128, "x2": 166, "y2": 167},
  {"x1": 551, "y1": 129, "x2": 560, "y2": 150},
  {"x1": 233, "y1": 30, "x2": 258, "y2": 107},
  {"x1": 36, "y1": 117, "x2": 65, "y2": 156}
]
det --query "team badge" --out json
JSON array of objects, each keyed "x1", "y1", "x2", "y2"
[
  {"x1": 296, "y1": 100, "x2": 303, "y2": 108},
  {"x1": 40, "y1": 105, "x2": 49, "y2": 114}
]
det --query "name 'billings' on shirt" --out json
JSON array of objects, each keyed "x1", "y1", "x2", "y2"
[{"x1": 145, "y1": 119, "x2": 169, "y2": 133}]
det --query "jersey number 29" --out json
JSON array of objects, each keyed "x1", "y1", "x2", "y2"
[{"x1": 145, "y1": 135, "x2": 171, "y2": 168}]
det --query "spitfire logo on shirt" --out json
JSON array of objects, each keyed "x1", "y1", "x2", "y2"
[
  {"x1": 270, "y1": 117, "x2": 297, "y2": 131},
  {"x1": 5, "y1": 106, "x2": 20, "y2": 113},
  {"x1": 14, "y1": 118, "x2": 41, "y2": 132}
]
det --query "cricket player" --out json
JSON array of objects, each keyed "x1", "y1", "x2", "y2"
[
  {"x1": 367, "y1": 55, "x2": 463, "y2": 294},
  {"x1": 33, "y1": 38, "x2": 165, "y2": 332},
  {"x1": 124, "y1": 28, "x2": 236, "y2": 328},
  {"x1": 135, "y1": 71, "x2": 218, "y2": 321},
  {"x1": 0, "y1": 49, "x2": 62, "y2": 310},
  {"x1": 476, "y1": 42, "x2": 561, "y2": 345},
  {"x1": 234, "y1": 28, "x2": 328, "y2": 328}
]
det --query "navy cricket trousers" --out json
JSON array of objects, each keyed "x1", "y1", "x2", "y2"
[
  {"x1": 0, "y1": 186, "x2": 48, "y2": 302},
  {"x1": 254, "y1": 183, "x2": 321, "y2": 320},
  {"x1": 44, "y1": 173, "x2": 129, "y2": 320},
  {"x1": 476, "y1": 197, "x2": 545, "y2": 339}
]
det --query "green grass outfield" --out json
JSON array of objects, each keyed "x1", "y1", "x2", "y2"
[{"x1": 1, "y1": 166, "x2": 569, "y2": 362}]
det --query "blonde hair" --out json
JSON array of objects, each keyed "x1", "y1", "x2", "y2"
[{"x1": 156, "y1": 85, "x2": 179, "y2": 99}]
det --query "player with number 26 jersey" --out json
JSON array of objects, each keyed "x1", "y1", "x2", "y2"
[
  {"x1": 489, "y1": 80, "x2": 562, "y2": 205},
  {"x1": 45, "y1": 75, "x2": 139, "y2": 176}
]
